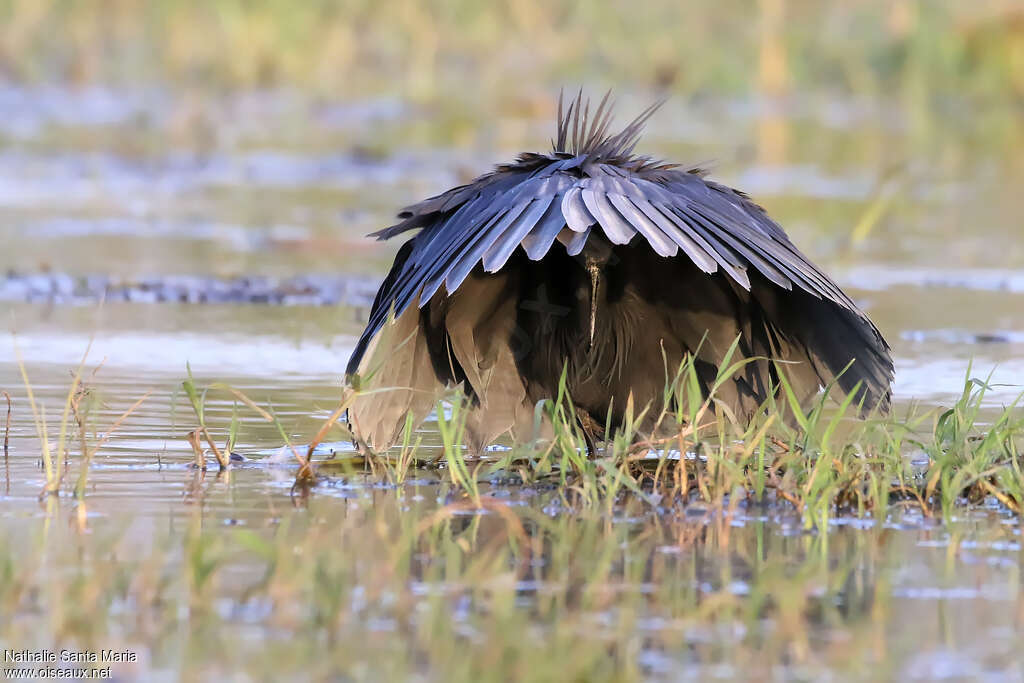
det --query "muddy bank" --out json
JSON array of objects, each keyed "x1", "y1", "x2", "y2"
[{"x1": 1, "y1": 270, "x2": 380, "y2": 307}]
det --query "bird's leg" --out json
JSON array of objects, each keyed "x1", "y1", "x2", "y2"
[
  {"x1": 587, "y1": 259, "x2": 600, "y2": 349},
  {"x1": 576, "y1": 410, "x2": 600, "y2": 458},
  {"x1": 578, "y1": 237, "x2": 613, "y2": 351}
]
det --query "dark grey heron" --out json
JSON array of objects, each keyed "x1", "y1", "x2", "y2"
[{"x1": 345, "y1": 93, "x2": 893, "y2": 454}]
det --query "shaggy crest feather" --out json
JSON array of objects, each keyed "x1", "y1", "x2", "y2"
[{"x1": 553, "y1": 89, "x2": 666, "y2": 165}]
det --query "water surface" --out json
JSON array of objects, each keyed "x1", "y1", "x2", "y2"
[{"x1": 2, "y1": 86, "x2": 1023, "y2": 679}]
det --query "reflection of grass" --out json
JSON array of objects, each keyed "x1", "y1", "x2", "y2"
[
  {"x1": 2, "y1": 390, "x2": 10, "y2": 456},
  {"x1": 2, "y1": 488, "x2": 909, "y2": 680}
]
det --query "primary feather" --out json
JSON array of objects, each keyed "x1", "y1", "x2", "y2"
[{"x1": 346, "y1": 93, "x2": 893, "y2": 453}]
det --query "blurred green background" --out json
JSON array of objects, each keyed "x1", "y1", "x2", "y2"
[{"x1": 2, "y1": 0, "x2": 1022, "y2": 103}]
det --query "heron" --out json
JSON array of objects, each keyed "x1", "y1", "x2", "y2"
[{"x1": 345, "y1": 93, "x2": 893, "y2": 454}]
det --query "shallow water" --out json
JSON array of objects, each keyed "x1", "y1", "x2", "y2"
[{"x1": 2, "y1": 86, "x2": 1023, "y2": 678}]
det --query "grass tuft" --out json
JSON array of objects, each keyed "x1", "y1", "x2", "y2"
[{"x1": 343, "y1": 352, "x2": 1024, "y2": 524}]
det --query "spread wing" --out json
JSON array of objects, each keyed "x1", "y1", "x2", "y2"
[{"x1": 347, "y1": 95, "x2": 893, "y2": 414}]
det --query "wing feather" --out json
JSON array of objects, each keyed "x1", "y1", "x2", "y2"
[
  {"x1": 521, "y1": 198, "x2": 569, "y2": 259},
  {"x1": 482, "y1": 193, "x2": 557, "y2": 272},
  {"x1": 581, "y1": 187, "x2": 636, "y2": 245},
  {"x1": 559, "y1": 226, "x2": 591, "y2": 255},
  {"x1": 662, "y1": 204, "x2": 752, "y2": 289},
  {"x1": 663, "y1": 173, "x2": 854, "y2": 305},
  {"x1": 409, "y1": 174, "x2": 548, "y2": 306},
  {"x1": 680, "y1": 203, "x2": 793, "y2": 290},
  {"x1": 561, "y1": 186, "x2": 596, "y2": 233},
  {"x1": 435, "y1": 203, "x2": 529, "y2": 297},
  {"x1": 432, "y1": 173, "x2": 572, "y2": 295},
  {"x1": 606, "y1": 193, "x2": 677, "y2": 257},
  {"x1": 407, "y1": 202, "x2": 507, "y2": 307},
  {"x1": 684, "y1": 194, "x2": 836, "y2": 297},
  {"x1": 631, "y1": 197, "x2": 718, "y2": 272}
]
